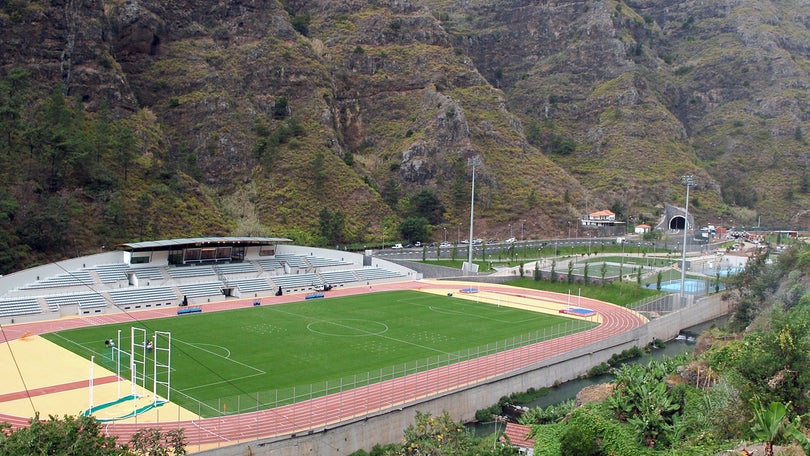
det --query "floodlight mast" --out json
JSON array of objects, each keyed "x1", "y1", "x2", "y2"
[
  {"x1": 680, "y1": 174, "x2": 694, "y2": 298},
  {"x1": 467, "y1": 157, "x2": 480, "y2": 271}
]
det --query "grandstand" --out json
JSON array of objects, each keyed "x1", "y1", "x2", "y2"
[{"x1": 0, "y1": 237, "x2": 418, "y2": 323}]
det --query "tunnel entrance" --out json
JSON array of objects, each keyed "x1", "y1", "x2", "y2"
[{"x1": 670, "y1": 216, "x2": 686, "y2": 230}]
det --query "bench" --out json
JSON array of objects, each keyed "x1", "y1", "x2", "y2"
[{"x1": 177, "y1": 306, "x2": 202, "y2": 315}]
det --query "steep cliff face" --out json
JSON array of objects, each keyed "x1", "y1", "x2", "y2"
[
  {"x1": 434, "y1": 0, "x2": 809, "y2": 226},
  {"x1": 0, "y1": 0, "x2": 808, "y2": 269}
]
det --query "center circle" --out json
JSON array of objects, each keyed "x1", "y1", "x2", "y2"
[{"x1": 307, "y1": 319, "x2": 389, "y2": 337}]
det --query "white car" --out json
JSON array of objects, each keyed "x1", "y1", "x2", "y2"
[
  {"x1": 391, "y1": 243, "x2": 403, "y2": 249},
  {"x1": 440, "y1": 241, "x2": 452, "y2": 248},
  {"x1": 505, "y1": 237, "x2": 516, "y2": 244}
]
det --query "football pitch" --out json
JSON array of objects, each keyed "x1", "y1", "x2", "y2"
[{"x1": 42, "y1": 290, "x2": 593, "y2": 417}]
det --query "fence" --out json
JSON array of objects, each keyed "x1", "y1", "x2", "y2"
[{"x1": 168, "y1": 317, "x2": 597, "y2": 420}]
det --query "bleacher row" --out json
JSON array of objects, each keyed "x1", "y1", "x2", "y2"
[
  {"x1": 0, "y1": 258, "x2": 406, "y2": 318},
  {"x1": 19, "y1": 254, "x2": 353, "y2": 291}
]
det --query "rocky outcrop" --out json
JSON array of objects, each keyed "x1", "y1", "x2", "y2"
[{"x1": 0, "y1": 0, "x2": 807, "y2": 266}]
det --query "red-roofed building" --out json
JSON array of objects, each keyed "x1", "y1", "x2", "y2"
[
  {"x1": 580, "y1": 209, "x2": 625, "y2": 236},
  {"x1": 500, "y1": 422, "x2": 535, "y2": 455},
  {"x1": 635, "y1": 223, "x2": 651, "y2": 234}
]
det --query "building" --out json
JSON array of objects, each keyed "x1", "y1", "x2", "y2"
[
  {"x1": 500, "y1": 422, "x2": 535, "y2": 455},
  {"x1": 580, "y1": 209, "x2": 626, "y2": 237},
  {"x1": 635, "y1": 224, "x2": 651, "y2": 234}
]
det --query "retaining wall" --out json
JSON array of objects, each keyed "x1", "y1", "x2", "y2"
[{"x1": 196, "y1": 293, "x2": 731, "y2": 456}]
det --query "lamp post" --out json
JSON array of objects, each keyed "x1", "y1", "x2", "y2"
[
  {"x1": 457, "y1": 223, "x2": 460, "y2": 245},
  {"x1": 521, "y1": 220, "x2": 526, "y2": 242},
  {"x1": 680, "y1": 174, "x2": 694, "y2": 298},
  {"x1": 509, "y1": 223, "x2": 512, "y2": 239},
  {"x1": 443, "y1": 227, "x2": 447, "y2": 243}
]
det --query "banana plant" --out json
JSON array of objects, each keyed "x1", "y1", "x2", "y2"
[{"x1": 750, "y1": 399, "x2": 790, "y2": 456}]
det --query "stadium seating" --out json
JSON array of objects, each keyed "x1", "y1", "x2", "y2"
[
  {"x1": 45, "y1": 293, "x2": 108, "y2": 310},
  {"x1": 212, "y1": 262, "x2": 258, "y2": 275},
  {"x1": 21, "y1": 270, "x2": 95, "y2": 289},
  {"x1": 177, "y1": 282, "x2": 225, "y2": 298},
  {"x1": 354, "y1": 268, "x2": 405, "y2": 281},
  {"x1": 304, "y1": 256, "x2": 352, "y2": 268},
  {"x1": 256, "y1": 258, "x2": 286, "y2": 272},
  {"x1": 319, "y1": 270, "x2": 360, "y2": 285},
  {"x1": 230, "y1": 278, "x2": 273, "y2": 293},
  {"x1": 0, "y1": 297, "x2": 42, "y2": 317},
  {"x1": 129, "y1": 266, "x2": 166, "y2": 280},
  {"x1": 268, "y1": 273, "x2": 320, "y2": 291},
  {"x1": 93, "y1": 264, "x2": 130, "y2": 283},
  {"x1": 168, "y1": 266, "x2": 215, "y2": 279},
  {"x1": 273, "y1": 254, "x2": 308, "y2": 268},
  {"x1": 109, "y1": 286, "x2": 177, "y2": 307}
]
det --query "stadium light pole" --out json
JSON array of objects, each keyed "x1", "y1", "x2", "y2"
[
  {"x1": 467, "y1": 157, "x2": 480, "y2": 271},
  {"x1": 680, "y1": 174, "x2": 694, "y2": 298}
]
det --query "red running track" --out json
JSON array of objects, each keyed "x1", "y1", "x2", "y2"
[{"x1": 0, "y1": 281, "x2": 646, "y2": 447}]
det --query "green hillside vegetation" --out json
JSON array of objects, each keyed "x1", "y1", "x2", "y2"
[{"x1": 1, "y1": 0, "x2": 809, "y2": 274}]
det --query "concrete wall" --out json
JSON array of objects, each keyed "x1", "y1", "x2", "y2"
[{"x1": 196, "y1": 293, "x2": 731, "y2": 456}]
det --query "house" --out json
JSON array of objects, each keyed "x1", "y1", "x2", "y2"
[
  {"x1": 635, "y1": 223, "x2": 651, "y2": 234},
  {"x1": 500, "y1": 422, "x2": 535, "y2": 455},
  {"x1": 582, "y1": 209, "x2": 616, "y2": 226},
  {"x1": 580, "y1": 209, "x2": 626, "y2": 236}
]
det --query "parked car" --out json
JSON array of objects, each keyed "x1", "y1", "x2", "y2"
[
  {"x1": 392, "y1": 243, "x2": 403, "y2": 249},
  {"x1": 505, "y1": 237, "x2": 516, "y2": 244},
  {"x1": 440, "y1": 241, "x2": 452, "y2": 248}
]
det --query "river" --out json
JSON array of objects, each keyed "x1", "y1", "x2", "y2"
[{"x1": 470, "y1": 315, "x2": 729, "y2": 435}]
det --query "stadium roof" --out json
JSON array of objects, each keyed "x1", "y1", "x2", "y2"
[{"x1": 117, "y1": 237, "x2": 292, "y2": 251}]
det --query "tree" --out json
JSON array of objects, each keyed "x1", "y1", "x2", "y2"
[
  {"x1": 408, "y1": 189, "x2": 445, "y2": 224},
  {"x1": 600, "y1": 262, "x2": 607, "y2": 285},
  {"x1": 567, "y1": 260, "x2": 574, "y2": 284},
  {"x1": 0, "y1": 415, "x2": 122, "y2": 455},
  {"x1": 381, "y1": 178, "x2": 400, "y2": 209},
  {"x1": 399, "y1": 216, "x2": 429, "y2": 243},
  {"x1": 550, "y1": 260, "x2": 557, "y2": 283},
  {"x1": 583, "y1": 262, "x2": 590, "y2": 284},
  {"x1": 319, "y1": 207, "x2": 346, "y2": 245},
  {"x1": 397, "y1": 411, "x2": 475, "y2": 455},
  {"x1": 0, "y1": 413, "x2": 185, "y2": 455},
  {"x1": 128, "y1": 427, "x2": 187, "y2": 456}
]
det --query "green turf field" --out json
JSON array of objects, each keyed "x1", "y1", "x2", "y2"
[{"x1": 42, "y1": 290, "x2": 593, "y2": 417}]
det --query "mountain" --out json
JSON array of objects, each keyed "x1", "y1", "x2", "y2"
[{"x1": 0, "y1": 0, "x2": 807, "y2": 271}]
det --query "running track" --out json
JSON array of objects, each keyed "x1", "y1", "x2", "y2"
[{"x1": 0, "y1": 280, "x2": 647, "y2": 447}]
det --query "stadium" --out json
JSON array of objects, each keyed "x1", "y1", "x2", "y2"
[{"x1": 0, "y1": 236, "x2": 695, "y2": 455}]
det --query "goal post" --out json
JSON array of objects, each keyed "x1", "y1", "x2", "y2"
[
  {"x1": 130, "y1": 327, "x2": 147, "y2": 394},
  {"x1": 153, "y1": 330, "x2": 172, "y2": 405}
]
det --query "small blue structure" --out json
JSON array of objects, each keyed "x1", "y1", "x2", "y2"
[{"x1": 177, "y1": 306, "x2": 202, "y2": 315}]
